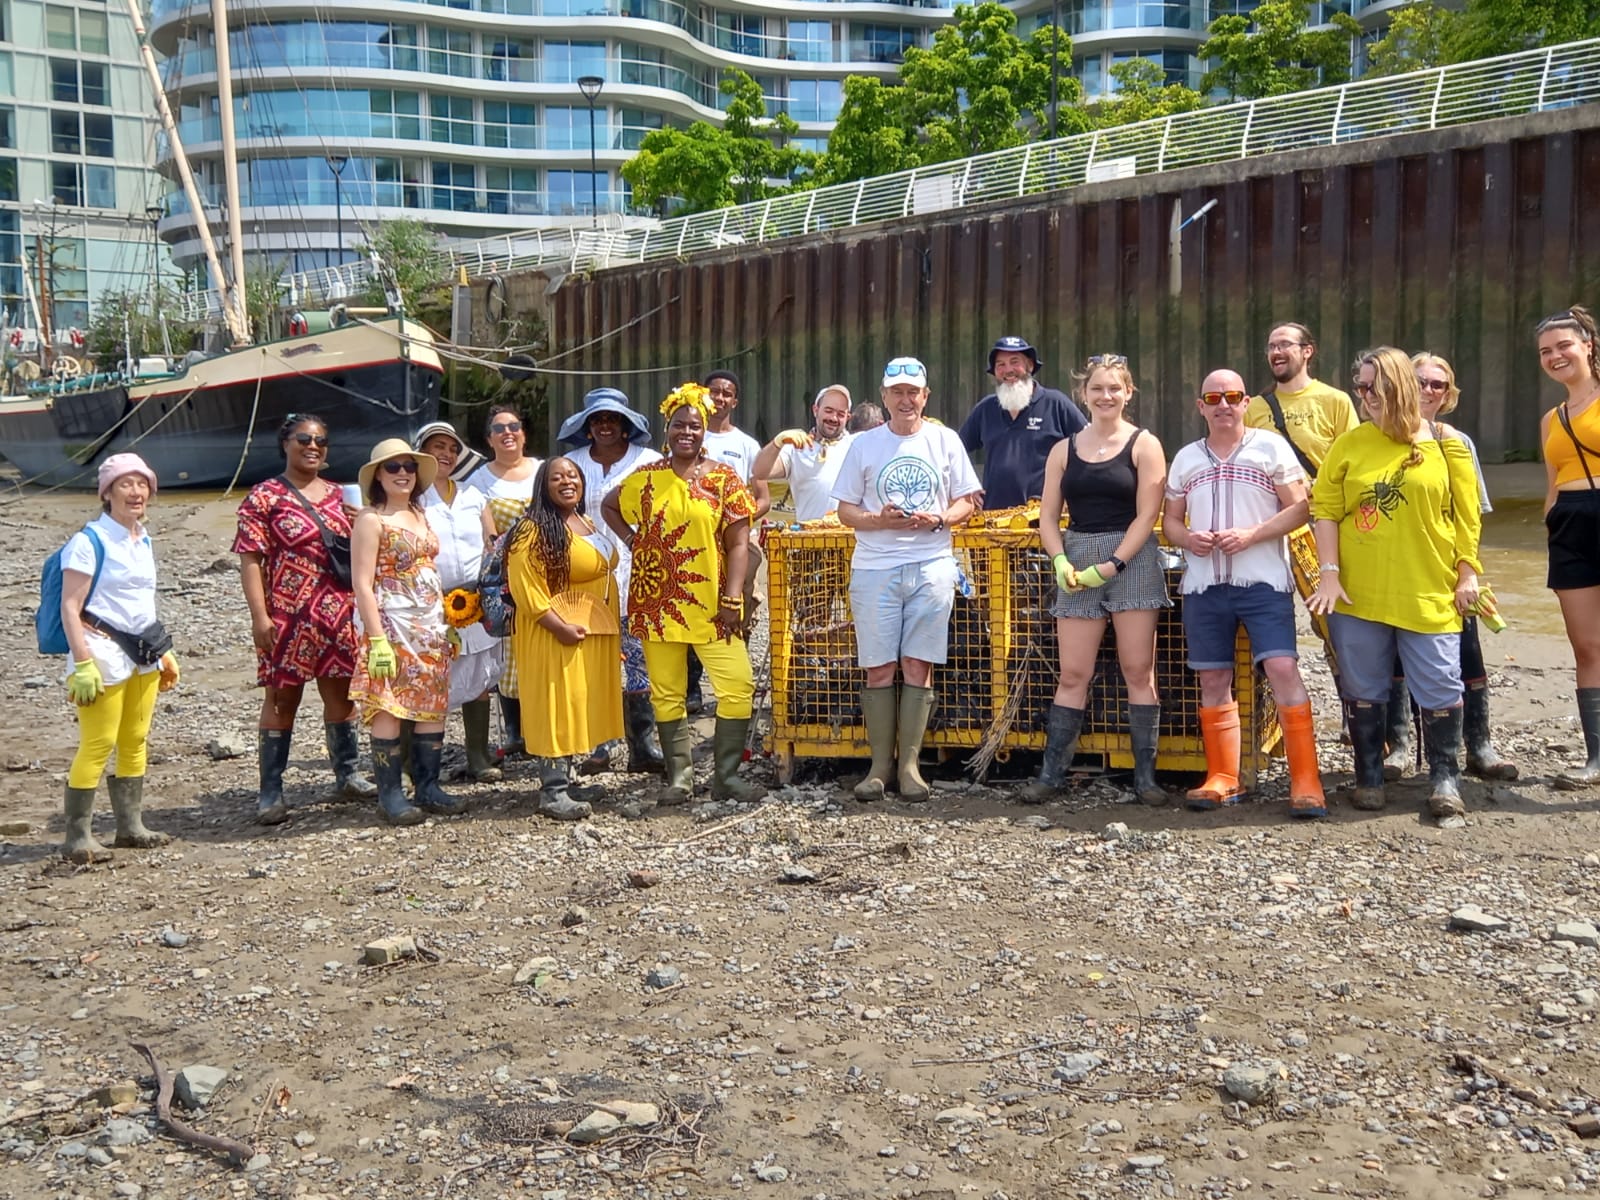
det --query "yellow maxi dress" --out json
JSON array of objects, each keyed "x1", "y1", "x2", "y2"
[{"x1": 508, "y1": 529, "x2": 624, "y2": 757}]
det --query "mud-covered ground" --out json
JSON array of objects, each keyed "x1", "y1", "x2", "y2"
[{"x1": 1, "y1": 485, "x2": 1597, "y2": 1200}]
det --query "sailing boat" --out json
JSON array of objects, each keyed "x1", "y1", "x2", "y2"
[{"x1": 0, "y1": 0, "x2": 443, "y2": 489}]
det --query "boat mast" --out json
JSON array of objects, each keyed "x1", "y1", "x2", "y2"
[
  {"x1": 121, "y1": 0, "x2": 250, "y2": 346},
  {"x1": 210, "y1": 0, "x2": 251, "y2": 346}
]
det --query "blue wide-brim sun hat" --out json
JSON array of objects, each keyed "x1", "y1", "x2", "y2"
[{"x1": 557, "y1": 387, "x2": 653, "y2": 448}]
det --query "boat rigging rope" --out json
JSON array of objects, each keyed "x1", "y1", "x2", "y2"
[{"x1": 222, "y1": 370, "x2": 266, "y2": 498}]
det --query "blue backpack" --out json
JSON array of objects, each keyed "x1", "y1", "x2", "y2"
[{"x1": 37, "y1": 525, "x2": 105, "y2": 655}]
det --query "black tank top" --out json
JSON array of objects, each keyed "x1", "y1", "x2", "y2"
[{"x1": 1062, "y1": 428, "x2": 1143, "y2": 533}]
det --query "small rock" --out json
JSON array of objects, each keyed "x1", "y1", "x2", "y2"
[
  {"x1": 86, "y1": 1146, "x2": 114, "y2": 1167},
  {"x1": 778, "y1": 864, "x2": 819, "y2": 884},
  {"x1": 175, "y1": 1065, "x2": 229, "y2": 1109},
  {"x1": 293, "y1": 1131, "x2": 316, "y2": 1148},
  {"x1": 0, "y1": 820, "x2": 31, "y2": 835},
  {"x1": 69, "y1": 1008, "x2": 88, "y2": 1020},
  {"x1": 645, "y1": 965, "x2": 681, "y2": 990},
  {"x1": 626, "y1": 869, "x2": 660, "y2": 889},
  {"x1": 1575, "y1": 988, "x2": 1599, "y2": 1009},
  {"x1": 21, "y1": 677, "x2": 50, "y2": 690},
  {"x1": 1102, "y1": 822, "x2": 1130, "y2": 842},
  {"x1": 1127, "y1": 1154, "x2": 1167, "y2": 1172},
  {"x1": 878, "y1": 1145, "x2": 897, "y2": 1158},
  {"x1": 1221, "y1": 1063, "x2": 1278, "y2": 1105},
  {"x1": 513, "y1": 956, "x2": 559, "y2": 987},
  {"x1": 902, "y1": 1163, "x2": 922, "y2": 1178},
  {"x1": 206, "y1": 734, "x2": 250, "y2": 761},
  {"x1": 560, "y1": 906, "x2": 588, "y2": 927},
  {"x1": 243, "y1": 1152, "x2": 270, "y2": 1172},
  {"x1": 113, "y1": 1183, "x2": 142, "y2": 1199},
  {"x1": 1448, "y1": 905, "x2": 1509, "y2": 933},
  {"x1": 566, "y1": 1111, "x2": 622, "y2": 1144},
  {"x1": 58, "y1": 1141, "x2": 88, "y2": 1158},
  {"x1": 1553, "y1": 920, "x2": 1600, "y2": 948},
  {"x1": 1052, "y1": 1052, "x2": 1104, "y2": 1083},
  {"x1": 1570, "y1": 1114, "x2": 1600, "y2": 1139},
  {"x1": 361, "y1": 935, "x2": 417, "y2": 965},
  {"x1": 604, "y1": 1100, "x2": 659, "y2": 1128},
  {"x1": 1011, "y1": 814, "x2": 1052, "y2": 830},
  {"x1": 1539, "y1": 1002, "x2": 1573, "y2": 1024},
  {"x1": 160, "y1": 927, "x2": 189, "y2": 949},
  {"x1": 753, "y1": 1163, "x2": 789, "y2": 1183},
  {"x1": 101, "y1": 1119, "x2": 152, "y2": 1147},
  {"x1": 936, "y1": 1106, "x2": 987, "y2": 1124},
  {"x1": 91, "y1": 1082, "x2": 139, "y2": 1108}
]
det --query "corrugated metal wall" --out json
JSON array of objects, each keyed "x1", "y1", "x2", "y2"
[{"x1": 539, "y1": 106, "x2": 1600, "y2": 461}]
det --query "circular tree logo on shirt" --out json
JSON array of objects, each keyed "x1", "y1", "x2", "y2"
[{"x1": 876, "y1": 457, "x2": 938, "y2": 513}]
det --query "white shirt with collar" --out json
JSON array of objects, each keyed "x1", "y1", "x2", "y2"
[
  {"x1": 778, "y1": 430, "x2": 856, "y2": 522},
  {"x1": 421, "y1": 479, "x2": 497, "y2": 657},
  {"x1": 61, "y1": 512, "x2": 160, "y2": 683}
]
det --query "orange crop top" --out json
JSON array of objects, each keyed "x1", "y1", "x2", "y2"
[{"x1": 1546, "y1": 399, "x2": 1600, "y2": 487}]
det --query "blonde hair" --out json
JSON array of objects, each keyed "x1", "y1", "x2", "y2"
[
  {"x1": 1355, "y1": 346, "x2": 1424, "y2": 460},
  {"x1": 1072, "y1": 355, "x2": 1136, "y2": 408},
  {"x1": 1411, "y1": 351, "x2": 1460, "y2": 416}
]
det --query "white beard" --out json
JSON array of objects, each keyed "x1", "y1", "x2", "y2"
[{"x1": 996, "y1": 378, "x2": 1034, "y2": 417}]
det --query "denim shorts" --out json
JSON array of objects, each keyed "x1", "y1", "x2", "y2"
[
  {"x1": 1328, "y1": 612, "x2": 1462, "y2": 709},
  {"x1": 1183, "y1": 583, "x2": 1299, "y2": 670},
  {"x1": 850, "y1": 557, "x2": 961, "y2": 668}
]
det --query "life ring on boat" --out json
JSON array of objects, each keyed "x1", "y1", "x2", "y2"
[
  {"x1": 68, "y1": 327, "x2": 85, "y2": 349},
  {"x1": 8, "y1": 329, "x2": 21, "y2": 348},
  {"x1": 287, "y1": 311, "x2": 309, "y2": 337}
]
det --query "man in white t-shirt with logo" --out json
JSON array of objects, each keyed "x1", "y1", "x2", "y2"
[
  {"x1": 751, "y1": 383, "x2": 855, "y2": 523},
  {"x1": 1163, "y1": 367, "x2": 1325, "y2": 821},
  {"x1": 832, "y1": 356, "x2": 982, "y2": 804}
]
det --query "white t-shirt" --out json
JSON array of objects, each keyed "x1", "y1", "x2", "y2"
[
  {"x1": 61, "y1": 512, "x2": 160, "y2": 683},
  {"x1": 778, "y1": 431, "x2": 855, "y2": 523},
  {"x1": 1165, "y1": 429, "x2": 1304, "y2": 594},
  {"x1": 832, "y1": 423, "x2": 982, "y2": 569},
  {"x1": 703, "y1": 427, "x2": 761, "y2": 483}
]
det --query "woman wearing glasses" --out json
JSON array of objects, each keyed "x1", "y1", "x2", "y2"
[
  {"x1": 1031, "y1": 354, "x2": 1170, "y2": 806},
  {"x1": 465, "y1": 405, "x2": 542, "y2": 756},
  {"x1": 234, "y1": 413, "x2": 376, "y2": 826},
  {"x1": 349, "y1": 439, "x2": 464, "y2": 826},
  {"x1": 1537, "y1": 306, "x2": 1600, "y2": 788},
  {"x1": 1308, "y1": 347, "x2": 1483, "y2": 820}
]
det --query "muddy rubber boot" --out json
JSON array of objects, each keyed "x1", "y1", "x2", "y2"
[
  {"x1": 371, "y1": 735, "x2": 424, "y2": 827},
  {"x1": 497, "y1": 694, "x2": 525, "y2": 758},
  {"x1": 1462, "y1": 684, "x2": 1517, "y2": 780},
  {"x1": 536, "y1": 758, "x2": 592, "y2": 821},
  {"x1": 326, "y1": 720, "x2": 378, "y2": 799},
  {"x1": 657, "y1": 719, "x2": 695, "y2": 805},
  {"x1": 61, "y1": 784, "x2": 111, "y2": 864},
  {"x1": 412, "y1": 731, "x2": 467, "y2": 815},
  {"x1": 896, "y1": 686, "x2": 935, "y2": 802},
  {"x1": 1382, "y1": 677, "x2": 1414, "y2": 781},
  {"x1": 255, "y1": 728, "x2": 292, "y2": 826},
  {"x1": 1186, "y1": 702, "x2": 1242, "y2": 811},
  {"x1": 1554, "y1": 687, "x2": 1600, "y2": 790},
  {"x1": 853, "y1": 687, "x2": 898, "y2": 802},
  {"x1": 1128, "y1": 704, "x2": 1166, "y2": 806},
  {"x1": 1347, "y1": 701, "x2": 1388, "y2": 810},
  {"x1": 685, "y1": 652, "x2": 705, "y2": 716},
  {"x1": 461, "y1": 698, "x2": 502, "y2": 782},
  {"x1": 1020, "y1": 704, "x2": 1085, "y2": 803},
  {"x1": 1277, "y1": 701, "x2": 1327, "y2": 819},
  {"x1": 109, "y1": 775, "x2": 170, "y2": 849},
  {"x1": 576, "y1": 741, "x2": 613, "y2": 776},
  {"x1": 1423, "y1": 706, "x2": 1466, "y2": 820},
  {"x1": 710, "y1": 717, "x2": 765, "y2": 802},
  {"x1": 624, "y1": 692, "x2": 665, "y2": 774}
]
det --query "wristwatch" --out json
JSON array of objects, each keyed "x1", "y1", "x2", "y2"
[
  {"x1": 1108, "y1": 554, "x2": 1127, "y2": 573},
  {"x1": 933, "y1": 515, "x2": 945, "y2": 531}
]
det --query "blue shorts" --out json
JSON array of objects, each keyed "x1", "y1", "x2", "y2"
[
  {"x1": 1327, "y1": 612, "x2": 1462, "y2": 709},
  {"x1": 1183, "y1": 583, "x2": 1299, "y2": 671},
  {"x1": 850, "y1": 558, "x2": 961, "y2": 668}
]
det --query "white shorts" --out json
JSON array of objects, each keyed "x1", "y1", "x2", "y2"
[{"x1": 849, "y1": 558, "x2": 960, "y2": 668}]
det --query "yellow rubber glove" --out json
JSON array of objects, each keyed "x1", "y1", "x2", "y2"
[
  {"x1": 775, "y1": 429, "x2": 812, "y2": 450},
  {"x1": 1076, "y1": 565, "x2": 1110, "y2": 589},
  {"x1": 158, "y1": 652, "x2": 181, "y2": 692},
  {"x1": 446, "y1": 627, "x2": 462, "y2": 653},
  {"x1": 1052, "y1": 554, "x2": 1078, "y2": 593},
  {"x1": 367, "y1": 636, "x2": 398, "y2": 680},
  {"x1": 1472, "y1": 584, "x2": 1506, "y2": 633},
  {"x1": 68, "y1": 658, "x2": 104, "y2": 706}
]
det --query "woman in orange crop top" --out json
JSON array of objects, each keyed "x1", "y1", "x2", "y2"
[{"x1": 1538, "y1": 304, "x2": 1600, "y2": 788}]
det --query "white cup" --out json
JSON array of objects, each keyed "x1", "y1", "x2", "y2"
[{"x1": 340, "y1": 483, "x2": 364, "y2": 508}]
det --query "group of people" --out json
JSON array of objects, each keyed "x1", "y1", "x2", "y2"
[{"x1": 49, "y1": 308, "x2": 1600, "y2": 857}]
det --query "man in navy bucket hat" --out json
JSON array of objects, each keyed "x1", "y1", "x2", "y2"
[{"x1": 959, "y1": 335, "x2": 1085, "y2": 509}]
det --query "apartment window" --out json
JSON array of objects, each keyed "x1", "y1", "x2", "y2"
[
  {"x1": 426, "y1": 26, "x2": 472, "y2": 77},
  {"x1": 0, "y1": 52, "x2": 11, "y2": 93},
  {"x1": 0, "y1": 2, "x2": 8, "y2": 43},
  {"x1": 374, "y1": 155, "x2": 424, "y2": 207},
  {"x1": 856, "y1": 24, "x2": 916, "y2": 63},
  {"x1": 82, "y1": 63, "x2": 107, "y2": 105},
  {"x1": 50, "y1": 162, "x2": 81, "y2": 205},
  {"x1": 0, "y1": 157, "x2": 15, "y2": 203},
  {"x1": 83, "y1": 113, "x2": 113, "y2": 156},
  {"x1": 484, "y1": 165, "x2": 536, "y2": 214},
  {"x1": 547, "y1": 170, "x2": 604, "y2": 214},
  {"x1": 370, "y1": 90, "x2": 422, "y2": 139},
  {"x1": 786, "y1": 79, "x2": 841, "y2": 123},
  {"x1": 787, "y1": 20, "x2": 831, "y2": 62},
  {"x1": 0, "y1": 105, "x2": 11, "y2": 149},
  {"x1": 616, "y1": 106, "x2": 665, "y2": 150},
  {"x1": 543, "y1": 41, "x2": 605, "y2": 84},
  {"x1": 543, "y1": 105, "x2": 598, "y2": 151},
  {"x1": 713, "y1": 13, "x2": 762, "y2": 57},
  {"x1": 482, "y1": 100, "x2": 535, "y2": 148},
  {"x1": 485, "y1": 35, "x2": 536, "y2": 82},
  {"x1": 51, "y1": 58, "x2": 77, "y2": 101},
  {"x1": 50, "y1": 110, "x2": 80, "y2": 154},
  {"x1": 430, "y1": 160, "x2": 477, "y2": 210},
  {"x1": 46, "y1": 4, "x2": 75, "y2": 48},
  {"x1": 429, "y1": 93, "x2": 476, "y2": 144},
  {"x1": 79, "y1": 9, "x2": 108, "y2": 53},
  {"x1": 377, "y1": 24, "x2": 420, "y2": 72},
  {"x1": 86, "y1": 163, "x2": 113, "y2": 207}
]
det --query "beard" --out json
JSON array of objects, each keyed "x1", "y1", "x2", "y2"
[{"x1": 996, "y1": 378, "x2": 1034, "y2": 416}]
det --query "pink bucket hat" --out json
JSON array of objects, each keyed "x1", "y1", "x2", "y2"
[{"x1": 97, "y1": 453, "x2": 158, "y2": 499}]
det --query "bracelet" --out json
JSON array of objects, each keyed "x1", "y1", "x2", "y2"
[
  {"x1": 1319, "y1": 563, "x2": 1340, "y2": 574},
  {"x1": 719, "y1": 596, "x2": 743, "y2": 607},
  {"x1": 933, "y1": 515, "x2": 945, "y2": 531}
]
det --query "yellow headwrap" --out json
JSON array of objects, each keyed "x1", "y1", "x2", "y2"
[{"x1": 660, "y1": 381, "x2": 714, "y2": 426}]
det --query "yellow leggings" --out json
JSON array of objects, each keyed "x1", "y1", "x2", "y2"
[
  {"x1": 68, "y1": 670, "x2": 159, "y2": 788},
  {"x1": 643, "y1": 639, "x2": 753, "y2": 721}
]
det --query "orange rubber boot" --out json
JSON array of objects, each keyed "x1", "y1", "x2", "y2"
[
  {"x1": 1186, "y1": 702, "x2": 1243, "y2": 810},
  {"x1": 1277, "y1": 701, "x2": 1327, "y2": 819}
]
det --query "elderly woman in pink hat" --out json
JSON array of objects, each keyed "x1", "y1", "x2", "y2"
[{"x1": 56, "y1": 453, "x2": 180, "y2": 862}]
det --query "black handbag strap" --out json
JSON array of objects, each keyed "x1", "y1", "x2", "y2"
[
  {"x1": 1264, "y1": 389, "x2": 1322, "y2": 480},
  {"x1": 278, "y1": 476, "x2": 341, "y2": 544},
  {"x1": 1557, "y1": 405, "x2": 1600, "y2": 491}
]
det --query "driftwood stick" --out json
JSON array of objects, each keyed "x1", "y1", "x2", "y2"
[
  {"x1": 131, "y1": 1041, "x2": 255, "y2": 1165},
  {"x1": 0, "y1": 1091, "x2": 96, "y2": 1128},
  {"x1": 1451, "y1": 1051, "x2": 1554, "y2": 1111}
]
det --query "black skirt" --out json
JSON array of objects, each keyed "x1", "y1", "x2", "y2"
[{"x1": 1547, "y1": 489, "x2": 1600, "y2": 590}]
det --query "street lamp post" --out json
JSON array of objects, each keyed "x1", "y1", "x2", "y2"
[
  {"x1": 576, "y1": 75, "x2": 605, "y2": 226},
  {"x1": 327, "y1": 154, "x2": 348, "y2": 269}
]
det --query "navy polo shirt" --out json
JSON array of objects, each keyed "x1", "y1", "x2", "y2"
[{"x1": 958, "y1": 383, "x2": 1086, "y2": 509}]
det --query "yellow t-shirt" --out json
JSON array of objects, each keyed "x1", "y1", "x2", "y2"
[
  {"x1": 1245, "y1": 380, "x2": 1360, "y2": 472},
  {"x1": 1310, "y1": 423, "x2": 1484, "y2": 635}
]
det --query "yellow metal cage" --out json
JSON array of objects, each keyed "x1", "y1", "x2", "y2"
[{"x1": 765, "y1": 524, "x2": 1283, "y2": 787}]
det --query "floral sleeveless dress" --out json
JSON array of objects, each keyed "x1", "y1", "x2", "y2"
[{"x1": 350, "y1": 522, "x2": 450, "y2": 723}]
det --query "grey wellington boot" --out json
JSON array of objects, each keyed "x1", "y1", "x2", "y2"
[
  {"x1": 536, "y1": 758, "x2": 592, "y2": 821},
  {"x1": 1555, "y1": 688, "x2": 1600, "y2": 790},
  {"x1": 255, "y1": 728, "x2": 292, "y2": 826},
  {"x1": 710, "y1": 717, "x2": 765, "y2": 802},
  {"x1": 61, "y1": 784, "x2": 112, "y2": 864},
  {"x1": 326, "y1": 720, "x2": 378, "y2": 799},
  {"x1": 109, "y1": 776, "x2": 170, "y2": 849},
  {"x1": 1020, "y1": 704, "x2": 1085, "y2": 803},
  {"x1": 657, "y1": 719, "x2": 695, "y2": 805},
  {"x1": 1423, "y1": 706, "x2": 1466, "y2": 820},
  {"x1": 896, "y1": 686, "x2": 935, "y2": 802},
  {"x1": 853, "y1": 687, "x2": 898, "y2": 801},
  {"x1": 1128, "y1": 703, "x2": 1167, "y2": 805},
  {"x1": 461, "y1": 697, "x2": 503, "y2": 782},
  {"x1": 1347, "y1": 701, "x2": 1388, "y2": 810},
  {"x1": 1463, "y1": 684, "x2": 1517, "y2": 780}
]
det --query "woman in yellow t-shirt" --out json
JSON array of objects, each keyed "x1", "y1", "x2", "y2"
[{"x1": 1308, "y1": 347, "x2": 1483, "y2": 820}]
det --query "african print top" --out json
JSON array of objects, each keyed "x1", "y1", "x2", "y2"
[
  {"x1": 1310, "y1": 423, "x2": 1483, "y2": 635},
  {"x1": 232, "y1": 476, "x2": 358, "y2": 687},
  {"x1": 615, "y1": 459, "x2": 757, "y2": 642}
]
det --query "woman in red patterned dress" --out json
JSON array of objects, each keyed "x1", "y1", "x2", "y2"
[{"x1": 234, "y1": 414, "x2": 376, "y2": 825}]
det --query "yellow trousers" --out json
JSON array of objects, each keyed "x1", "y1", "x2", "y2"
[
  {"x1": 68, "y1": 670, "x2": 160, "y2": 788},
  {"x1": 643, "y1": 639, "x2": 753, "y2": 721}
]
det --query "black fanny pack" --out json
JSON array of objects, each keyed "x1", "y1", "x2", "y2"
[{"x1": 85, "y1": 614, "x2": 173, "y2": 666}]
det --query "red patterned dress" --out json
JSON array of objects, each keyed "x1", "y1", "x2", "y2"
[{"x1": 233, "y1": 477, "x2": 359, "y2": 686}]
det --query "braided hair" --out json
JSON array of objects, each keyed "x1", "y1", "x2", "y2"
[
  {"x1": 509, "y1": 457, "x2": 584, "y2": 598},
  {"x1": 1537, "y1": 305, "x2": 1600, "y2": 383},
  {"x1": 277, "y1": 412, "x2": 328, "y2": 462}
]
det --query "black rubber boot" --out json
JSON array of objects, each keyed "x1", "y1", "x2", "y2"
[
  {"x1": 1382, "y1": 676, "x2": 1414, "y2": 781},
  {"x1": 461, "y1": 697, "x2": 502, "y2": 782},
  {"x1": 1555, "y1": 688, "x2": 1600, "y2": 790},
  {"x1": 1422, "y1": 706, "x2": 1466, "y2": 820},
  {"x1": 412, "y1": 731, "x2": 467, "y2": 815},
  {"x1": 1021, "y1": 704, "x2": 1085, "y2": 803},
  {"x1": 624, "y1": 692, "x2": 665, "y2": 773},
  {"x1": 1347, "y1": 700, "x2": 1388, "y2": 810},
  {"x1": 326, "y1": 721, "x2": 377, "y2": 798},
  {"x1": 576, "y1": 742, "x2": 613, "y2": 776},
  {"x1": 1463, "y1": 684, "x2": 1517, "y2": 780},
  {"x1": 109, "y1": 776, "x2": 170, "y2": 849},
  {"x1": 497, "y1": 694, "x2": 525, "y2": 758},
  {"x1": 536, "y1": 758, "x2": 592, "y2": 821},
  {"x1": 371, "y1": 735, "x2": 424, "y2": 826},
  {"x1": 255, "y1": 728, "x2": 292, "y2": 826},
  {"x1": 710, "y1": 717, "x2": 765, "y2": 802},
  {"x1": 1128, "y1": 704, "x2": 1166, "y2": 805},
  {"x1": 685, "y1": 652, "x2": 705, "y2": 716},
  {"x1": 62, "y1": 784, "x2": 111, "y2": 863}
]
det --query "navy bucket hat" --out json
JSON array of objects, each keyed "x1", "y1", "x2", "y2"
[
  {"x1": 557, "y1": 387, "x2": 653, "y2": 448},
  {"x1": 988, "y1": 336, "x2": 1041, "y2": 375}
]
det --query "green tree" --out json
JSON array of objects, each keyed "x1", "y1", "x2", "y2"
[
  {"x1": 810, "y1": 77, "x2": 918, "y2": 187},
  {"x1": 1087, "y1": 57, "x2": 1206, "y2": 127},
  {"x1": 1444, "y1": 0, "x2": 1600, "y2": 62},
  {"x1": 1365, "y1": 2, "x2": 1456, "y2": 75},
  {"x1": 356, "y1": 218, "x2": 445, "y2": 310},
  {"x1": 1198, "y1": 0, "x2": 1362, "y2": 99},
  {"x1": 84, "y1": 288, "x2": 199, "y2": 369}
]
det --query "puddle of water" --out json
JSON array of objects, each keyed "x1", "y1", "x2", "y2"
[{"x1": 1479, "y1": 500, "x2": 1568, "y2": 640}]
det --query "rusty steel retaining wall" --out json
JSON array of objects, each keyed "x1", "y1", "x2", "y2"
[{"x1": 538, "y1": 105, "x2": 1600, "y2": 461}]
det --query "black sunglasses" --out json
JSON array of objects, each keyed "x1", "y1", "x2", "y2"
[
  {"x1": 292, "y1": 432, "x2": 329, "y2": 447},
  {"x1": 1086, "y1": 353, "x2": 1127, "y2": 367},
  {"x1": 380, "y1": 460, "x2": 417, "y2": 475},
  {"x1": 490, "y1": 421, "x2": 522, "y2": 434}
]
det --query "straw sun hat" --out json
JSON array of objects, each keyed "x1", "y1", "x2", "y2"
[{"x1": 357, "y1": 437, "x2": 438, "y2": 493}]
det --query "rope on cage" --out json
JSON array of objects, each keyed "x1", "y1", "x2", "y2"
[{"x1": 967, "y1": 637, "x2": 1054, "y2": 782}]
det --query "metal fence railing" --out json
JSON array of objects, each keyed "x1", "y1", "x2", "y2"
[{"x1": 170, "y1": 36, "x2": 1600, "y2": 324}]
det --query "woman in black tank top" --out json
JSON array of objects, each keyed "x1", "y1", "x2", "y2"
[{"x1": 1026, "y1": 356, "x2": 1170, "y2": 805}]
